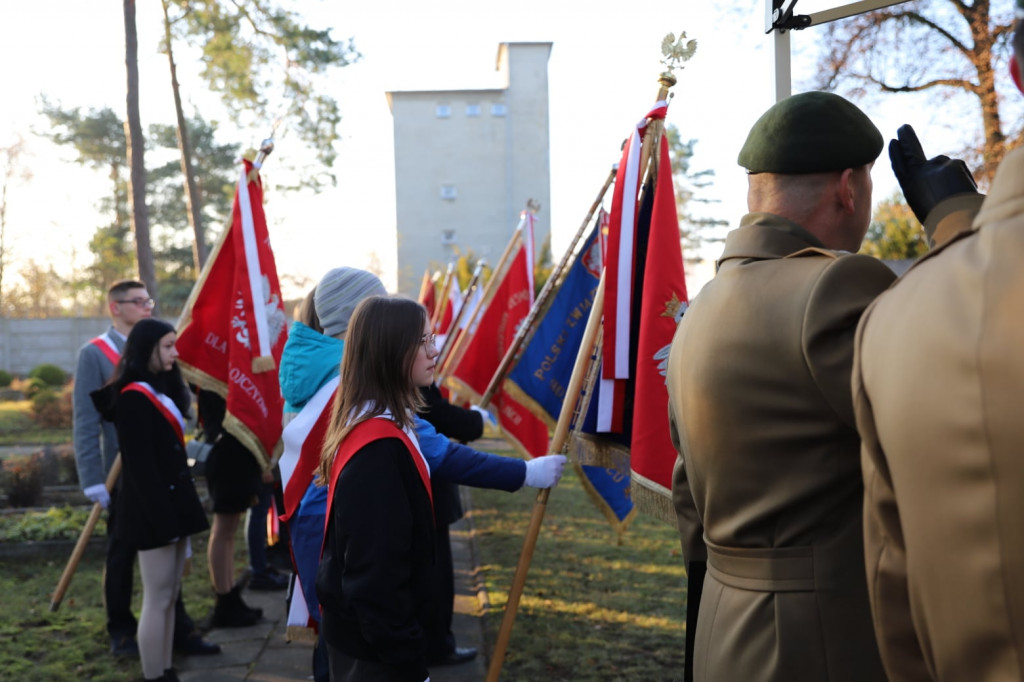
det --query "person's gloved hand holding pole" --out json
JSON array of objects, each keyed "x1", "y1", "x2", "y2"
[
  {"x1": 889, "y1": 124, "x2": 979, "y2": 224},
  {"x1": 523, "y1": 454, "x2": 567, "y2": 489},
  {"x1": 83, "y1": 483, "x2": 110, "y2": 509}
]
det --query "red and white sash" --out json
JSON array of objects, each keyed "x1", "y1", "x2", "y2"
[
  {"x1": 121, "y1": 381, "x2": 186, "y2": 447},
  {"x1": 279, "y1": 376, "x2": 339, "y2": 523},
  {"x1": 90, "y1": 333, "x2": 122, "y2": 366},
  {"x1": 323, "y1": 416, "x2": 433, "y2": 544}
]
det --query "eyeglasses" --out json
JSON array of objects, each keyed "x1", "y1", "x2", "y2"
[
  {"x1": 420, "y1": 333, "x2": 438, "y2": 349},
  {"x1": 116, "y1": 297, "x2": 155, "y2": 308}
]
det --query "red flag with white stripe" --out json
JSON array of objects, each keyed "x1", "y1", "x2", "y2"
[{"x1": 177, "y1": 159, "x2": 288, "y2": 469}]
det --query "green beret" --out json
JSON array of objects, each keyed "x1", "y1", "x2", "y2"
[{"x1": 737, "y1": 91, "x2": 883, "y2": 174}]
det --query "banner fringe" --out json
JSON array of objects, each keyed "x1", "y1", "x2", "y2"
[
  {"x1": 630, "y1": 471, "x2": 676, "y2": 526},
  {"x1": 252, "y1": 355, "x2": 276, "y2": 373},
  {"x1": 285, "y1": 625, "x2": 317, "y2": 643}
]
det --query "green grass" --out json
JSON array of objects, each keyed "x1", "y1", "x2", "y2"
[
  {"x1": 470, "y1": 456, "x2": 689, "y2": 681},
  {"x1": 0, "y1": 523, "x2": 230, "y2": 681},
  {"x1": 0, "y1": 401, "x2": 71, "y2": 445},
  {"x1": 0, "y1": 441, "x2": 693, "y2": 681}
]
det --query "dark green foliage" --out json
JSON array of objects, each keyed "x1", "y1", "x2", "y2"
[
  {"x1": 0, "y1": 369, "x2": 13, "y2": 387},
  {"x1": 666, "y1": 124, "x2": 727, "y2": 265},
  {"x1": 166, "y1": 0, "x2": 360, "y2": 189},
  {"x1": 28, "y1": 364, "x2": 67, "y2": 387}
]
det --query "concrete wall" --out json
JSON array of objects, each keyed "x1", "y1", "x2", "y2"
[
  {"x1": 0, "y1": 318, "x2": 111, "y2": 376},
  {"x1": 390, "y1": 42, "x2": 552, "y2": 296}
]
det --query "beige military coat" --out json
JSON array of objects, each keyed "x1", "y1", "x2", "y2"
[
  {"x1": 853, "y1": 148, "x2": 1024, "y2": 681},
  {"x1": 668, "y1": 214, "x2": 893, "y2": 682}
]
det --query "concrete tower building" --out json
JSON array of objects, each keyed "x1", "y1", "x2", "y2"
[{"x1": 387, "y1": 42, "x2": 552, "y2": 295}]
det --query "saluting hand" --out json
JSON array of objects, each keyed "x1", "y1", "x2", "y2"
[{"x1": 889, "y1": 124, "x2": 979, "y2": 224}]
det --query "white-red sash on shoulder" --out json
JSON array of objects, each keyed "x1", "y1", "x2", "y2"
[
  {"x1": 279, "y1": 376, "x2": 339, "y2": 523},
  {"x1": 323, "y1": 417, "x2": 433, "y2": 551},
  {"x1": 121, "y1": 382, "x2": 186, "y2": 447},
  {"x1": 90, "y1": 334, "x2": 121, "y2": 366}
]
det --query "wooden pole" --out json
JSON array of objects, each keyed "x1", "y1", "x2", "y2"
[
  {"x1": 478, "y1": 167, "x2": 617, "y2": 410},
  {"x1": 49, "y1": 454, "x2": 122, "y2": 612},
  {"x1": 485, "y1": 275, "x2": 606, "y2": 682},
  {"x1": 437, "y1": 261, "x2": 484, "y2": 369},
  {"x1": 438, "y1": 221, "x2": 524, "y2": 383},
  {"x1": 431, "y1": 263, "x2": 455, "y2": 331}
]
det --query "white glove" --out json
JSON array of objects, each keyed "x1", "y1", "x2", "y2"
[
  {"x1": 83, "y1": 483, "x2": 110, "y2": 509},
  {"x1": 470, "y1": 404, "x2": 497, "y2": 426},
  {"x1": 523, "y1": 455, "x2": 567, "y2": 489}
]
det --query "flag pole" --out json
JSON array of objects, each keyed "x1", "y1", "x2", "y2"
[
  {"x1": 438, "y1": 218, "x2": 525, "y2": 383},
  {"x1": 437, "y1": 261, "x2": 484, "y2": 369},
  {"x1": 477, "y1": 166, "x2": 617, "y2": 410},
  {"x1": 431, "y1": 262, "x2": 456, "y2": 331},
  {"x1": 485, "y1": 274, "x2": 606, "y2": 682},
  {"x1": 49, "y1": 454, "x2": 122, "y2": 612}
]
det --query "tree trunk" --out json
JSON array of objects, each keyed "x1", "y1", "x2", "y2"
[
  {"x1": 161, "y1": 0, "x2": 207, "y2": 275},
  {"x1": 123, "y1": 0, "x2": 158, "y2": 305},
  {"x1": 967, "y1": 0, "x2": 1005, "y2": 183}
]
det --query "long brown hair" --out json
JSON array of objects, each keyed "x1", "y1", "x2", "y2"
[{"x1": 316, "y1": 296, "x2": 427, "y2": 483}]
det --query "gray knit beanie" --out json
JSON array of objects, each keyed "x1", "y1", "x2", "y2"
[{"x1": 314, "y1": 267, "x2": 388, "y2": 337}]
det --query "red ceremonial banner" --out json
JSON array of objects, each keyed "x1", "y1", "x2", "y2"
[
  {"x1": 630, "y1": 134, "x2": 689, "y2": 494},
  {"x1": 177, "y1": 160, "x2": 288, "y2": 470},
  {"x1": 449, "y1": 244, "x2": 549, "y2": 459}
]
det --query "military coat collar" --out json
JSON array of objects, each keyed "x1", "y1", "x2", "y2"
[{"x1": 716, "y1": 213, "x2": 829, "y2": 272}]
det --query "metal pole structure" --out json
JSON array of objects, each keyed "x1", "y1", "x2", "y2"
[{"x1": 766, "y1": 0, "x2": 911, "y2": 102}]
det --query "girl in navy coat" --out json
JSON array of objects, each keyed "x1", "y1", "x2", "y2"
[{"x1": 93, "y1": 318, "x2": 209, "y2": 681}]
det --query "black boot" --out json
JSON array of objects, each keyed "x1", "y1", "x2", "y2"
[
  {"x1": 209, "y1": 586, "x2": 262, "y2": 628},
  {"x1": 163, "y1": 668, "x2": 180, "y2": 682}
]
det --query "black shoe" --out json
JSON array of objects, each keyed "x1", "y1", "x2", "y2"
[
  {"x1": 174, "y1": 631, "x2": 221, "y2": 656},
  {"x1": 249, "y1": 567, "x2": 290, "y2": 591},
  {"x1": 207, "y1": 586, "x2": 263, "y2": 628},
  {"x1": 110, "y1": 634, "x2": 140, "y2": 658},
  {"x1": 429, "y1": 646, "x2": 478, "y2": 666},
  {"x1": 163, "y1": 669, "x2": 181, "y2": 682}
]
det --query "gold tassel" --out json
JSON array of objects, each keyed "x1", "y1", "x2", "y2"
[{"x1": 252, "y1": 355, "x2": 276, "y2": 373}]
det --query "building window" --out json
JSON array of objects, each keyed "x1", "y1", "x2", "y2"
[
  {"x1": 441, "y1": 230, "x2": 456, "y2": 245},
  {"x1": 491, "y1": 103, "x2": 507, "y2": 117},
  {"x1": 466, "y1": 104, "x2": 481, "y2": 117},
  {"x1": 440, "y1": 184, "x2": 457, "y2": 200},
  {"x1": 435, "y1": 104, "x2": 451, "y2": 118}
]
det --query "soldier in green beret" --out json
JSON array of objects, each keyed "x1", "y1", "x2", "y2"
[{"x1": 667, "y1": 91, "x2": 898, "y2": 681}]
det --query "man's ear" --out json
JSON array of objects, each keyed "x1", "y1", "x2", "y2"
[
  {"x1": 108, "y1": 300, "x2": 118, "y2": 317},
  {"x1": 837, "y1": 168, "x2": 856, "y2": 215}
]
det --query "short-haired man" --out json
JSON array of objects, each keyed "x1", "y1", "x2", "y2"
[
  {"x1": 73, "y1": 280, "x2": 218, "y2": 658},
  {"x1": 667, "y1": 92, "x2": 894, "y2": 681},
  {"x1": 852, "y1": 5, "x2": 1024, "y2": 677}
]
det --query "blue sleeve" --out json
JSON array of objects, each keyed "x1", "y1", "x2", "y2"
[
  {"x1": 433, "y1": 441, "x2": 525, "y2": 492},
  {"x1": 414, "y1": 417, "x2": 449, "y2": 469}
]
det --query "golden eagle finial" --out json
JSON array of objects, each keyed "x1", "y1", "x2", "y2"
[{"x1": 661, "y1": 32, "x2": 698, "y2": 77}]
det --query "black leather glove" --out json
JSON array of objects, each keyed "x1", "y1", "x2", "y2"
[{"x1": 889, "y1": 124, "x2": 979, "y2": 224}]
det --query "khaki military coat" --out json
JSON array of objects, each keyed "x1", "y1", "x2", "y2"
[
  {"x1": 853, "y1": 147, "x2": 1024, "y2": 681},
  {"x1": 668, "y1": 213, "x2": 893, "y2": 682}
]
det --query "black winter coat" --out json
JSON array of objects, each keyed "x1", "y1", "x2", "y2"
[
  {"x1": 111, "y1": 390, "x2": 209, "y2": 550},
  {"x1": 317, "y1": 437, "x2": 435, "y2": 682}
]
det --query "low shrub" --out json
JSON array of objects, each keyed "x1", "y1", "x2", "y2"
[
  {"x1": 12, "y1": 376, "x2": 47, "y2": 399},
  {"x1": 31, "y1": 385, "x2": 73, "y2": 429},
  {"x1": 0, "y1": 369, "x2": 12, "y2": 388},
  {"x1": 28, "y1": 363, "x2": 67, "y2": 387},
  {"x1": 2, "y1": 452, "x2": 45, "y2": 508}
]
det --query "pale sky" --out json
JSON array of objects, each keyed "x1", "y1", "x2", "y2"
[{"x1": 0, "y1": 0, "x2": 987, "y2": 303}]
